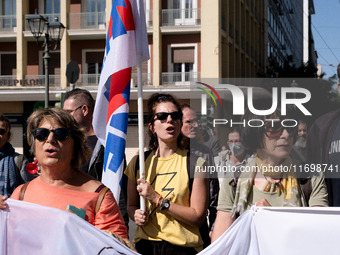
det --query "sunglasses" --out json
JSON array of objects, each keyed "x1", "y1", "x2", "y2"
[
  {"x1": 264, "y1": 122, "x2": 296, "y2": 139},
  {"x1": 0, "y1": 128, "x2": 6, "y2": 135},
  {"x1": 32, "y1": 128, "x2": 71, "y2": 142},
  {"x1": 154, "y1": 111, "x2": 182, "y2": 121}
]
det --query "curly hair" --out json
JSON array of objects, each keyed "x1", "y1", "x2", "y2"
[
  {"x1": 26, "y1": 107, "x2": 91, "y2": 168},
  {"x1": 147, "y1": 93, "x2": 183, "y2": 151}
]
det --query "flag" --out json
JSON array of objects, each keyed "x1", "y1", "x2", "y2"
[{"x1": 93, "y1": 0, "x2": 149, "y2": 201}]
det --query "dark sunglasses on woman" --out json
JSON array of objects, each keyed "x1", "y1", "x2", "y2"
[
  {"x1": 264, "y1": 121, "x2": 296, "y2": 139},
  {"x1": 154, "y1": 111, "x2": 182, "y2": 121},
  {"x1": 32, "y1": 128, "x2": 71, "y2": 142}
]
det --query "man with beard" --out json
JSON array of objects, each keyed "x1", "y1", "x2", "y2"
[
  {"x1": 181, "y1": 104, "x2": 219, "y2": 247},
  {"x1": 291, "y1": 120, "x2": 307, "y2": 162}
]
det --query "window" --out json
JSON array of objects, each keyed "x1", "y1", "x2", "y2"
[
  {"x1": 85, "y1": 0, "x2": 105, "y2": 28},
  {"x1": 39, "y1": 0, "x2": 60, "y2": 23},
  {"x1": 168, "y1": 0, "x2": 197, "y2": 25},
  {"x1": 83, "y1": 50, "x2": 104, "y2": 85},
  {"x1": 1, "y1": 0, "x2": 16, "y2": 28},
  {"x1": 44, "y1": 0, "x2": 60, "y2": 14},
  {"x1": 0, "y1": 53, "x2": 16, "y2": 75},
  {"x1": 169, "y1": 46, "x2": 196, "y2": 84}
]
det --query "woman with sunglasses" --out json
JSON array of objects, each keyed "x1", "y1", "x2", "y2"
[
  {"x1": 0, "y1": 108, "x2": 129, "y2": 242},
  {"x1": 125, "y1": 93, "x2": 209, "y2": 254},
  {"x1": 211, "y1": 107, "x2": 328, "y2": 243},
  {"x1": 0, "y1": 114, "x2": 34, "y2": 197}
]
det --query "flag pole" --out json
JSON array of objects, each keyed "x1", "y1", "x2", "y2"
[{"x1": 137, "y1": 64, "x2": 146, "y2": 211}]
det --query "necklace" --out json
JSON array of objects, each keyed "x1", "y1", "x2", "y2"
[{"x1": 263, "y1": 175, "x2": 283, "y2": 194}]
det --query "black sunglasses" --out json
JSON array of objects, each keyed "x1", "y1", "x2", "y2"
[
  {"x1": 0, "y1": 128, "x2": 6, "y2": 135},
  {"x1": 264, "y1": 121, "x2": 296, "y2": 139},
  {"x1": 154, "y1": 111, "x2": 182, "y2": 121},
  {"x1": 32, "y1": 128, "x2": 71, "y2": 142}
]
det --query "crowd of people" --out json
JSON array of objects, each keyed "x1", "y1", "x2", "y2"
[{"x1": 0, "y1": 89, "x2": 335, "y2": 254}]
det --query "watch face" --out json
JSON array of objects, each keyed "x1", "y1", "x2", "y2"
[{"x1": 164, "y1": 202, "x2": 170, "y2": 209}]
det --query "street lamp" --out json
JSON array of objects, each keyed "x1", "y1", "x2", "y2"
[{"x1": 26, "y1": 10, "x2": 65, "y2": 108}]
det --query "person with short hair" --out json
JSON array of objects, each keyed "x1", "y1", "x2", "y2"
[
  {"x1": 217, "y1": 128, "x2": 251, "y2": 181},
  {"x1": 181, "y1": 104, "x2": 219, "y2": 247},
  {"x1": 63, "y1": 88, "x2": 103, "y2": 179},
  {"x1": 291, "y1": 120, "x2": 308, "y2": 162},
  {"x1": 0, "y1": 114, "x2": 33, "y2": 197}
]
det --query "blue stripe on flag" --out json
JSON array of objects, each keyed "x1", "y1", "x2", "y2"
[
  {"x1": 109, "y1": 112, "x2": 129, "y2": 134},
  {"x1": 104, "y1": 133, "x2": 126, "y2": 174}
]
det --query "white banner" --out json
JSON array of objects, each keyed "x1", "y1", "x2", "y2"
[
  {"x1": 1, "y1": 199, "x2": 139, "y2": 255},
  {"x1": 200, "y1": 206, "x2": 340, "y2": 255}
]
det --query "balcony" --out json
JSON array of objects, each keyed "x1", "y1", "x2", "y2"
[
  {"x1": 69, "y1": 12, "x2": 106, "y2": 30},
  {"x1": 130, "y1": 72, "x2": 153, "y2": 87},
  {"x1": 0, "y1": 15, "x2": 16, "y2": 32},
  {"x1": 161, "y1": 8, "x2": 200, "y2": 26},
  {"x1": 161, "y1": 72, "x2": 200, "y2": 85},
  {"x1": 145, "y1": 10, "x2": 153, "y2": 27},
  {"x1": 24, "y1": 13, "x2": 61, "y2": 31}
]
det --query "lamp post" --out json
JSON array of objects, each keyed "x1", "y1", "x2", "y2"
[{"x1": 26, "y1": 10, "x2": 65, "y2": 108}]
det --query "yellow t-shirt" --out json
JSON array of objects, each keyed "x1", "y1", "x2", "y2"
[{"x1": 124, "y1": 149, "x2": 204, "y2": 251}]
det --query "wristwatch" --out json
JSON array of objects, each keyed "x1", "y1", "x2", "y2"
[{"x1": 159, "y1": 199, "x2": 170, "y2": 211}]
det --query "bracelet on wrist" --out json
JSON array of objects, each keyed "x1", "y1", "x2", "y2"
[{"x1": 155, "y1": 194, "x2": 163, "y2": 207}]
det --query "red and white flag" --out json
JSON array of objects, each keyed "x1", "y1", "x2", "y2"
[{"x1": 93, "y1": 0, "x2": 149, "y2": 201}]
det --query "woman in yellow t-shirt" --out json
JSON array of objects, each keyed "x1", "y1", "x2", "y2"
[{"x1": 125, "y1": 93, "x2": 209, "y2": 254}]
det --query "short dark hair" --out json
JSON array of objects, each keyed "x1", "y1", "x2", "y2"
[
  {"x1": 241, "y1": 106, "x2": 298, "y2": 152},
  {"x1": 0, "y1": 114, "x2": 11, "y2": 140},
  {"x1": 27, "y1": 107, "x2": 91, "y2": 168},
  {"x1": 64, "y1": 89, "x2": 95, "y2": 113},
  {"x1": 147, "y1": 93, "x2": 183, "y2": 151}
]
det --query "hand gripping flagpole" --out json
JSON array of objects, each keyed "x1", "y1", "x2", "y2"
[{"x1": 137, "y1": 64, "x2": 146, "y2": 211}]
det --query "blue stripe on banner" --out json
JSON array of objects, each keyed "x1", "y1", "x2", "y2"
[
  {"x1": 104, "y1": 133, "x2": 126, "y2": 173},
  {"x1": 106, "y1": 0, "x2": 128, "y2": 55},
  {"x1": 110, "y1": 112, "x2": 129, "y2": 134},
  {"x1": 104, "y1": 76, "x2": 111, "y2": 101},
  {"x1": 122, "y1": 81, "x2": 131, "y2": 103}
]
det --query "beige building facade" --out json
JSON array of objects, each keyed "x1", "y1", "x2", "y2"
[{"x1": 0, "y1": 0, "x2": 313, "y2": 161}]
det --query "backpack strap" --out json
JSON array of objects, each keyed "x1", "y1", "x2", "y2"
[
  {"x1": 187, "y1": 151, "x2": 198, "y2": 194},
  {"x1": 95, "y1": 185, "x2": 110, "y2": 215},
  {"x1": 19, "y1": 181, "x2": 30, "y2": 201}
]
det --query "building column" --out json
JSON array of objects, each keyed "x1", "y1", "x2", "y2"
[
  {"x1": 201, "y1": 0, "x2": 221, "y2": 78},
  {"x1": 152, "y1": 0, "x2": 161, "y2": 87},
  {"x1": 16, "y1": 0, "x2": 28, "y2": 85},
  {"x1": 60, "y1": 0, "x2": 70, "y2": 89}
]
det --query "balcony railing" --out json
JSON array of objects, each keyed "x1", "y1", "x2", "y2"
[
  {"x1": 25, "y1": 14, "x2": 60, "y2": 31},
  {"x1": 131, "y1": 72, "x2": 153, "y2": 87},
  {"x1": 0, "y1": 15, "x2": 16, "y2": 31},
  {"x1": 69, "y1": 12, "x2": 106, "y2": 30},
  {"x1": 161, "y1": 72, "x2": 200, "y2": 85},
  {"x1": 161, "y1": 8, "x2": 200, "y2": 26},
  {"x1": 76, "y1": 74, "x2": 101, "y2": 86},
  {"x1": 145, "y1": 10, "x2": 153, "y2": 27}
]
